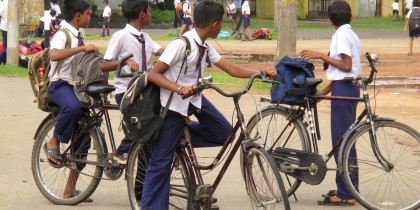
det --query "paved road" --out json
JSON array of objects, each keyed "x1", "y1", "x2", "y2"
[{"x1": 1, "y1": 77, "x2": 419, "y2": 209}]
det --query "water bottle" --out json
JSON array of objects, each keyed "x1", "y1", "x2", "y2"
[{"x1": 38, "y1": 67, "x2": 45, "y2": 85}]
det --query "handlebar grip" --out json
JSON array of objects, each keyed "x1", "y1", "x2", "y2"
[
  {"x1": 181, "y1": 86, "x2": 204, "y2": 100},
  {"x1": 366, "y1": 52, "x2": 373, "y2": 64},
  {"x1": 116, "y1": 53, "x2": 134, "y2": 78}
]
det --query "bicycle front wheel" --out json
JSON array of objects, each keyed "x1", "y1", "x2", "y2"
[
  {"x1": 245, "y1": 147, "x2": 290, "y2": 210},
  {"x1": 246, "y1": 106, "x2": 309, "y2": 196},
  {"x1": 126, "y1": 143, "x2": 196, "y2": 209},
  {"x1": 342, "y1": 121, "x2": 420, "y2": 210},
  {"x1": 31, "y1": 115, "x2": 105, "y2": 205}
]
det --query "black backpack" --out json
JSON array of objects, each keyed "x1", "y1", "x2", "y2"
[
  {"x1": 409, "y1": 8, "x2": 420, "y2": 32},
  {"x1": 119, "y1": 36, "x2": 191, "y2": 144}
]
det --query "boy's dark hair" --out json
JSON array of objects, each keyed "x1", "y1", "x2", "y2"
[
  {"x1": 50, "y1": 9, "x2": 57, "y2": 17},
  {"x1": 193, "y1": 0, "x2": 224, "y2": 28},
  {"x1": 122, "y1": 0, "x2": 149, "y2": 22},
  {"x1": 63, "y1": 0, "x2": 90, "y2": 22},
  {"x1": 51, "y1": 0, "x2": 58, "y2": 4},
  {"x1": 413, "y1": 0, "x2": 419, "y2": 7},
  {"x1": 103, "y1": 0, "x2": 109, "y2": 4},
  {"x1": 328, "y1": 0, "x2": 352, "y2": 27}
]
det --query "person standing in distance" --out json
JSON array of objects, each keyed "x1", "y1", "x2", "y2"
[
  {"x1": 241, "y1": 0, "x2": 252, "y2": 41},
  {"x1": 0, "y1": 0, "x2": 8, "y2": 65},
  {"x1": 102, "y1": 0, "x2": 112, "y2": 37}
]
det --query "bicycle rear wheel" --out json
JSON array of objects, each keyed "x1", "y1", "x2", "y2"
[
  {"x1": 126, "y1": 143, "x2": 195, "y2": 209},
  {"x1": 245, "y1": 147, "x2": 290, "y2": 210},
  {"x1": 246, "y1": 106, "x2": 309, "y2": 196},
  {"x1": 31, "y1": 114, "x2": 105, "y2": 205},
  {"x1": 342, "y1": 121, "x2": 420, "y2": 210}
]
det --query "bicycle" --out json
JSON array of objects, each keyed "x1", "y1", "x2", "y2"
[
  {"x1": 125, "y1": 73, "x2": 291, "y2": 210},
  {"x1": 31, "y1": 56, "x2": 135, "y2": 205},
  {"x1": 246, "y1": 53, "x2": 420, "y2": 210}
]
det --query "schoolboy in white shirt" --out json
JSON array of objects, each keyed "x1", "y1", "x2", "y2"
[
  {"x1": 101, "y1": 0, "x2": 164, "y2": 166},
  {"x1": 178, "y1": 0, "x2": 193, "y2": 36},
  {"x1": 142, "y1": 1, "x2": 276, "y2": 208},
  {"x1": 101, "y1": 0, "x2": 112, "y2": 37},
  {"x1": 226, "y1": 0, "x2": 237, "y2": 30},
  {"x1": 45, "y1": 0, "x2": 98, "y2": 201},
  {"x1": 241, "y1": 0, "x2": 252, "y2": 41},
  {"x1": 301, "y1": 0, "x2": 361, "y2": 206}
]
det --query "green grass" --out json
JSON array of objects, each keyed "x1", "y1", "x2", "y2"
[{"x1": 0, "y1": 65, "x2": 28, "y2": 77}]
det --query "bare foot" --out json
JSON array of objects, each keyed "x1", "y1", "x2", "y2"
[
  {"x1": 408, "y1": 52, "x2": 413, "y2": 56},
  {"x1": 329, "y1": 196, "x2": 357, "y2": 205}
]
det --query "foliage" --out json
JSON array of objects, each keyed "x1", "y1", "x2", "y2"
[{"x1": 151, "y1": 8, "x2": 174, "y2": 24}]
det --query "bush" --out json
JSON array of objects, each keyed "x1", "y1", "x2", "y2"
[{"x1": 151, "y1": 8, "x2": 174, "y2": 24}]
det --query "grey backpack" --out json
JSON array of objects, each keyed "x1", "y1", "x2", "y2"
[
  {"x1": 409, "y1": 8, "x2": 420, "y2": 32},
  {"x1": 68, "y1": 52, "x2": 108, "y2": 108}
]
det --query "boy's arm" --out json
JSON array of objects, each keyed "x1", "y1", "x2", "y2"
[
  {"x1": 155, "y1": 48, "x2": 165, "y2": 56},
  {"x1": 300, "y1": 50, "x2": 352, "y2": 72},
  {"x1": 101, "y1": 59, "x2": 139, "y2": 72},
  {"x1": 148, "y1": 61, "x2": 195, "y2": 96},
  {"x1": 404, "y1": 18, "x2": 409, "y2": 32},
  {"x1": 50, "y1": 45, "x2": 99, "y2": 61},
  {"x1": 214, "y1": 58, "x2": 276, "y2": 79}
]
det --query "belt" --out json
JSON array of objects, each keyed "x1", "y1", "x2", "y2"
[{"x1": 332, "y1": 80, "x2": 357, "y2": 85}]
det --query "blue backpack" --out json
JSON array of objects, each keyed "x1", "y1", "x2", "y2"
[{"x1": 270, "y1": 56, "x2": 316, "y2": 105}]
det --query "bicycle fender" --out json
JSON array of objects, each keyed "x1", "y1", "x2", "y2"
[
  {"x1": 337, "y1": 117, "x2": 395, "y2": 173},
  {"x1": 33, "y1": 112, "x2": 57, "y2": 140}
]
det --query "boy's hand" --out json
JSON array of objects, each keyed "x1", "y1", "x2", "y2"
[
  {"x1": 300, "y1": 50, "x2": 322, "y2": 60},
  {"x1": 178, "y1": 85, "x2": 196, "y2": 97},
  {"x1": 263, "y1": 69, "x2": 277, "y2": 80},
  {"x1": 125, "y1": 59, "x2": 139, "y2": 72},
  {"x1": 83, "y1": 44, "x2": 99, "y2": 55}
]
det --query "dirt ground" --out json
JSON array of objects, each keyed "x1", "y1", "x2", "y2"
[
  {"x1": 0, "y1": 37, "x2": 419, "y2": 210},
  {"x1": 89, "y1": 37, "x2": 420, "y2": 120}
]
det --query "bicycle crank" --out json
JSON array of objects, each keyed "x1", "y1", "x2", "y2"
[{"x1": 272, "y1": 148, "x2": 326, "y2": 185}]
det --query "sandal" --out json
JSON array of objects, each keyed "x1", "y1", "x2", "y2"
[
  {"x1": 318, "y1": 196, "x2": 356, "y2": 206},
  {"x1": 68, "y1": 190, "x2": 93, "y2": 203},
  {"x1": 43, "y1": 143, "x2": 64, "y2": 168},
  {"x1": 322, "y1": 190, "x2": 337, "y2": 198}
]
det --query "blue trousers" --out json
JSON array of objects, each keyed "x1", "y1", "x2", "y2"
[
  {"x1": 331, "y1": 81, "x2": 359, "y2": 199},
  {"x1": 48, "y1": 80, "x2": 82, "y2": 143},
  {"x1": 173, "y1": 11, "x2": 182, "y2": 28},
  {"x1": 0, "y1": 30, "x2": 7, "y2": 64},
  {"x1": 141, "y1": 96, "x2": 232, "y2": 209}
]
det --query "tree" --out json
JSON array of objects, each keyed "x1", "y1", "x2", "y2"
[{"x1": 275, "y1": 0, "x2": 298, "y2": 62}]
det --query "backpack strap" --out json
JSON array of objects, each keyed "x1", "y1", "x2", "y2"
[
  {"x1": 50, "y1": 28, "x2": 72, "y2": 78},
  {"x1": 160, "y1": 36, "x2": 191, "y2": 118}
]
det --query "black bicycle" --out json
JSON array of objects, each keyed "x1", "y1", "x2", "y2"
[
  {"x1": 31, "y1": 54, "x2": 137, "y2": 205},
  {"x1": 246, "y1": 53, "x2": 420, "y2": 210}
]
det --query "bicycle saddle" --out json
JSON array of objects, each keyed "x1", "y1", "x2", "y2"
[
  {"x1": 86, "y1": 83, "x2": 115, "y2": 95},
  {"x1": 293, "y1": 77, "x2": 323, "y2": 87}
]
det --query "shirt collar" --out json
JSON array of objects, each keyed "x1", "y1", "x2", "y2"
[
  {"x1": 338, "y1": 24, "x2": 352, "y2": 30},
  {"x1": 125, "y1": 24, "x2": 143, "y2": 37},
  {"x1": 191, "y1": 29, "x2": 207, "y2": 48},
  {"x1": 62, "y1": 22, "x2": 80, "y2": 38}
]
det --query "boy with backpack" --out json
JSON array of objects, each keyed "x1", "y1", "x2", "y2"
[
  {"x1": 178, "y1": 0, "x2": 193, "y2": 36},
  {"x1": 404, "y1": 0, "x2": 420, "y2": 56},
  {"x1": 100, "y1": 0, "x2": 164, "y2": 164},
  {"x1": 101, "y1": 0, "x2": 112, "y2": 37},
  {"x1": 44, "y1": 0, "x2": 98, "y2": 201},
  {"x1": 142, "y1": 1, "x2": 276, "y2": 208},
  {"x1": 300, "y1": 0, "x2": 361, "y2": 206}
]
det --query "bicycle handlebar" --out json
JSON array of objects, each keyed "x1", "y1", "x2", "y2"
[
  {"x1": 116, "y1": 53, "x2": 143, "y2": 78},
  {"x1": 181, "y1": 73, "x2": 275, "y2": 99},
  {"x1": 365, "y1": 52, "x2": 378, "y2": 84}
]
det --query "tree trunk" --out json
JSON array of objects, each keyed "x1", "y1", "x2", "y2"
[
  {"x1": 7, "y1": 0, "x2": 19, "y2": 66},
  {"x1": 275, "y1": 0, "x2": 298, "y2": 62}
]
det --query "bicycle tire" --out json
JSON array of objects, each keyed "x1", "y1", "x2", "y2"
[
  {"x1": 245, "y1": 147, "x2": 290, "y2": 210},
  {"x1": 126, "y1": 143, "x2": 196, "y2": 209},
  {"x1": 342, "y1": 121, "x2": 420, "y2": 210},
  {"x1": 246, "y1": 106, "x2": 310, "y2": 196},
  {"x1": 31, "y1": 114, "x2": 105, "y2": 205}
]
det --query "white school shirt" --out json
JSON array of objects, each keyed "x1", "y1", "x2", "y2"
[
  {"x1": 405, "y1": 0, "x2": 413, "y2": 9},
  {"x1": 174, "y1": 0, "x2": 180, "y2": 8},
  {"x1": 228, "y1": 2, "x2": 236, "y2": 13},
  {"x1": 183, "y1": 0, "x2": 192, "y2": 18},
  {"x1": 104, "y1": 24, "x2": 162, "y2": 94},
  {"x1": 326, "y1": 24, "x2": 362, "y2": 81},
  {"x1": 49, "y1": 22, "x2": 83, "y2": 81},
  {"x1": 103, "y1": 5, "x2": 111, "y2": 17},
  {"x1": 392, "y1": 2, "x2": 399, "y2": 10},
  {"x1": 159, "y1": 29, "x2": 222, "y2": 116},
  {"x1": 242, "y1": 0, "x2": 250, "y2": 15},
  {"x1": 0, "y1": 0, "x2": 8, "y2": 31}
]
